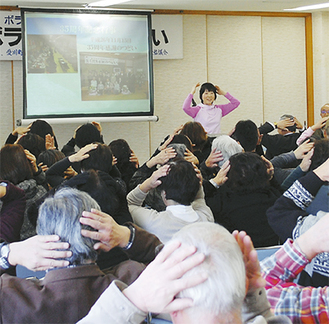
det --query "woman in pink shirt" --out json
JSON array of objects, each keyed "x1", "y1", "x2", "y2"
[{"x1": 182, "y1": 82, "x2": 240, "y2": 135}]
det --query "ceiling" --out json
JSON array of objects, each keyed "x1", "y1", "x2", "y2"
[{"x1": 2, "y1": 0, "x2": 329, "y2": 12}]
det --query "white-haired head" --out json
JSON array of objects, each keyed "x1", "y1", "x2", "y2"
[
  {"x1": 170, "y1": 222, "x2": 246, "y2": 323},
  {"x1": 212, "y1": 135, "x2": 243, "y2": 167}
]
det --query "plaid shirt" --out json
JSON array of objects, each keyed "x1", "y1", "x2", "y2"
[{"x1": 261, "y1": 239, "x2": 329, "y2": 324}]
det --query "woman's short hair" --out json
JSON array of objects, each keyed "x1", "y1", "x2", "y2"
[
  {"x1": 170, "y1": 134, "x2": 193, "y2": 151},
  {"x1": 231, "y1": 120, "x2": 258, "y2": 152},
  {"x1": 180, "y1": 122, "x2": 208, "y2": 152},
  {"x1": 29, "y1": 119, "x2": 58, "y2": 149},
  {"x1": 109, "y1": 139, "x2": 132, "y2": 168},
  {"x1": 17, "y1": 133, "x2": 46, "y2": 159},
  {"x1": 80, "y1": 143, "x2": 113, "y2": 174},
  {"x1": 310, "y1": 138, "x2": 329, "y2": 170},
  {"x1": 226, "y1": 152, "x2": 270, "y2": 193},
  {"x1": 173, "y1": 222, "x2": 245, "y2": 319},
  {"x1": 158, "y1": 158, "x2": 200, "y2": 205},
  {"x1": 211, "y1": 135, "x2": 243, "y2": 168},
  {"x1": 75, "y1": 123, "x2": 102, "y2": 149},
  {"x1": 199, "y1": 82, "x2": 217, "y2": 104},
  {"x1": 0, "y1": 144, "x2": 33, "y2": 185},
  {"x1": 37, "y1": 149, "x2": 65, "y2": 168},
  {"x1": 37, "y1": 187, "x2": 99, "y2": 265}
]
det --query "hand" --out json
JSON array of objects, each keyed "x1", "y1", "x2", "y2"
[
  {"x1": 311, "y1": 117, "x2": 329, "y2": 131},
  {"x1": 45, "y1": 134, "x2": 56, "y2": 150},
  {"x1": 294, "y1": 117, "x2": 303, "y2": 130},
  {"x1": 261, "y1": 155, "x2": 274, "y2": 180},
  {"x1": 123, "y1": 240, "x2": 207, "y2": 313},
  {"x1": 129, "y1": 150, "x2": 139, "y2": 168},
  {"x1": 184, "y1": 149, "x2": 199, "y2": 165},
  {"x1": 91, "y1": 121, "x2": 102, "y2": 133},
  {"x1": 80, "y1": 209, "x2": 130, "y2": 251},
  {"x1": 146, "y1": 148, "x2": 176, "y2": 168},
  {"x1": 173, "y1": 124, "x2": 184, "y2": 135},
  {"x1": 12, "y1": 125, "x2": 30, "y2": 136},
  {"x1": 300, "y1": 148, "x2": 314, "y2": 172},
  {"x1": 0, "y1": 185, "x2": 7, "y2": 199},
  {"x1": 24, "y1": 149, "x2": 38, "y2": 173},
  {"x1": 38, "y1": 162, "x2": 48, "y2": 173},
  {"x1": 64, "y1": 166, "x2": 78, "y2": 179},
  {"x1": 232, "y1": 231, "x2": 266, "y2": 293},
  {"x1": 212, "y1": 160, "x2": 230, "y2": 186},
  {"x1": 313, "y1": 157, "x2": 329, "y2": 182},
  {"x1": 8, "y1": 235, "x2": 72, "y2": 271},
  {"x1": 190, "y1": 82, "x2": 201, "y2": 95},
  {"x1": 276, "y1": 118, "x2": 295, "y2": 131},
  {"x1": 140, "y1": 164, "x2": 170, "y2": 193},
  {"x1": 295, "y1": 212, "x2": 329, "y2": 260},
  {"x1": 215, "y1": 85, "x2": 226, "y2": 96},
  {"x1": 112, "y1": 156, "x2": 117, "y2": 165},
  {"x1": 205, "y1": 148, "x2": 223, "y2": 168},
  {"x1": 68, "y1": 143, "x2": 98, "y2": 163},
  {"x1": 294, "y1": 139, "x2": 314, "y2": 159},
  {"x1": 159, "y1": 135, "x2": 174, "y2": 151}
]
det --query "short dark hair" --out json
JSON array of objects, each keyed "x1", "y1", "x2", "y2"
[
  {"x1": 170, "y1": 134, "x2": 193, "y2": 151},
  {"x1": 231, "y1": 120, "x2": 258, "y2": 152},
  {"x1": 17, "y1": 133, "x2": 46, "y2": 159},
  {"x1": 109, "y1": 139, "x2": 132, "y2": 167},
  {"x1": 30, "y1": 119, "x2": 58, "y2": 149},
  {"x1": 0, "y1": 144, "x2": 33, "y2": 185},
  {"x1": 158, "y1": 158, "x2": 200, "y2": 205},
  {"x1": 75, "y1": 123, "x2": 102, "y2": 149},
  {"x1": 226, "y1": 152, "x2": 270, "y2": 193},
  {"x1": 37, "y1": 149, "x2": 65, "y2": 168},
  {"x1": 310, "y1": 138, "x2": 329, "y2": 170},
  {"x1": 80, "y1": 143, "x2": 113, "y2": 174},
  {"x1": 199, "y1": 82, "x2": 217, "y2": 104}
]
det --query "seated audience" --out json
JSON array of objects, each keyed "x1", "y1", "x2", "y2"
[
  {"x1": 0, "y1": 144, "x2": 47, "y2": 240},
  {"x1": 204, "y1": 152, "x2": 280, "y2": 247},
  {"x1": 127, "y1": 159, "x2": 214, "y2": 243},
  {"x1": 0, "y1": 187, "x2": 161, "y2": 324},
  {"x1": 109, "y1": 138, "x2": 139, "y2": 190},
  {"x1": 267, "y1": 156, "x2": 329, "y2": 287},
  {"x1": 259, "y1": 114, "x2": 304, "y2": 159},
  {"x1": 231, "y1": 119, "x2": 260, "y2": 153},
  {"x1": 261, "y1": 212, "x2": 329, "y2": 323},
  {"x1": 79, "y1": 223, "x2": 291, "y2": 324},
  {"x1": 0, "y1": 181, "x2": 26, "y2": 243}
]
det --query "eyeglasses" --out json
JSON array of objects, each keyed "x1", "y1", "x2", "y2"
[{"x1": 321, "y1": 110, "x2": 329, "y2": 114}]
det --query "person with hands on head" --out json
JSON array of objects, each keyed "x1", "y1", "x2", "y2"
[
  {"x1": 78, "y1": 240, "x2": 207, "y2": 324},
  {"x1": 297, "y1": 115, "x2": 329, "y2": 145},
  {"x1": 127, "y1": 159, "x2": 214, "y2": 243},
  {"x1": 182, "y1": 82, "x2": 240, "y2": 135},
  {"x1": 259, "y1": 212, "x2": 329, "y2": 323}
]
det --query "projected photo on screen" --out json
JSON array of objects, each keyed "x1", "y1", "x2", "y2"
[{"x1": 22, "y1": 9, "x2": 153, "y2": 119}]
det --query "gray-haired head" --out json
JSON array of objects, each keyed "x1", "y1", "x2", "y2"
[
  {"x1": 211, "y1": 135, "x2": 243, "y2": 168},
  {"x1": 171, "y1": 223, "x2": 246, "y2": 321},
  {"x1": 37, "y1": 187, "x2": 100, "y2": 265},
  {"x1": 168, "y1": 143, "x2": 187, "y2": 159},
  {"x1": 280, "y1": 114, "x2": 294, "y2": 121}
]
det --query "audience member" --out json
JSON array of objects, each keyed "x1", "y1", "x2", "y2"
[
  {"x1": 0, "y1": 144, "x2": 47, "y2": 240},
  {"x1": 0, "y1": 181, "x2": 26, "y2": 243},
  {"x1": 0, "y1": 187, "x2": 161, "y2": 324},
  {"x1": 259, "y1": 114, "x2": 304, "y2": 159},
  {"x1": 204, "y1": 152, "x2": 280, "y2": 247},
  {"x1": 16, "y1": 132, "x2": 46, "y2": 159},
  {"x1": 296, "y1": 116, "x2": 329, "y2": 145},
  {"x1": 79, "y1": 223, "x2": 291, "y2": 324},
  {"x1": 182, "y1": 82, "x2": 240, "y2": 135},
  {"x1": 127, "y1": 159, "x2": 214, "y2": 243},
  {"x1": 109, "y1": 138, "x2": 139, "y2": 189}
]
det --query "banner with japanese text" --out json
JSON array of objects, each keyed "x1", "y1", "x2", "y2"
[
  {"x1": 151, "y1": 15, "x2": 183, "y2": 60},
  {"x1": 0, "y1": 10, "x2": 22, "y2": 60}
]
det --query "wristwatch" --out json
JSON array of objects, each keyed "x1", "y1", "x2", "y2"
[{"x1": 0, "y1": 242, "x2": 11, "y2": 270}]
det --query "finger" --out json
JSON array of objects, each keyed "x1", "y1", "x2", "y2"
[
  {"x1": 35, "y1": 259, "x2": 70, "y2": 271},
  {"x1": 164, "y1": 298, "x2": 195, "y2": 313},
  {"x1": 80, "y1": 216, "x2": 104, "y2": 230},
  {"x1": 42, "y1": 249, "x2": 72, "y2": 259},
  {"x1": 93, "y1": 242, "x2": 111, "y2": 252},
  {"x1": 154, "y1": 240, "x2": 182, "y2": 264},
  {"x1": 41, "y1": 241, "x2": 70, "y2": 250},
  {"x1": 38, "y1": 234, "x2": 61, "y2": 243},
  {"x1": 81, "y1": 229, "x2": 102, "y2": 241}
]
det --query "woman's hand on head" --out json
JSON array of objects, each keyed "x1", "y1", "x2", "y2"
[
  {"x1": 191, "y1": 82, "x2": 201, "y2": 95},
  {"x1": 24, "y1": 149, "x2": 38, "y2": 173},
  {"x1": 69, "y1": 143, "x2": 98, "y2": 163},
  {"x1": 215, "y1": 85, "x2": 226, "y2": 96}
]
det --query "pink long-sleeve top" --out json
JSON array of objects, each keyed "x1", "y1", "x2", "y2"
[{"x1": 182, "y1": 92, "x2": 240, "y2": 135}]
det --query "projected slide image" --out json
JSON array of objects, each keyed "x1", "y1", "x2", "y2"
[
  {"x1": 80, "y1": 52, "x2": 148, "y2": 101},
  {"x1": 27, "y1": 35, "x2": 78, "y2": 73}
]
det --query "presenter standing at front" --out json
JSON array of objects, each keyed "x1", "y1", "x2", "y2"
[{"x1": 182, "y1": 82, "x2": 240, "y2": 135}]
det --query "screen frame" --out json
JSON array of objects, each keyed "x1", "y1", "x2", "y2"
[{"x1": 21, "y1": 7, "x2": 154, "y2": 119}]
